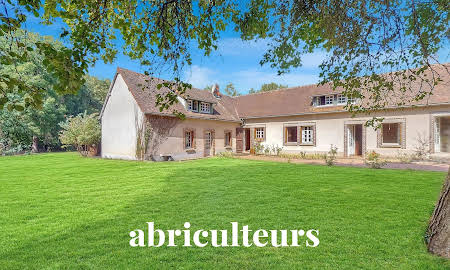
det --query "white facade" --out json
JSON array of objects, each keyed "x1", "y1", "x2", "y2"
[
  {"x1": 101, "y1": 74, "x2": 144, "y2": 160},
  {"x1": 244, "y1": 105, "x2": 450, "y2": 157}
]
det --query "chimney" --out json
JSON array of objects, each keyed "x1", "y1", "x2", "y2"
[{"x1": 211, "y1": 84, "x2": 221, "y2": 98}]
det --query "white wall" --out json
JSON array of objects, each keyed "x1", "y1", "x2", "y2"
[
  {"x1": 244, "y1": 105, "x2": 450, "y2": 157},
  {"x1": 101, "y1": 74, "x2": 144, "y2": 160}
]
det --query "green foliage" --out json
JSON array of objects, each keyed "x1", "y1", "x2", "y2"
[
  {"x1": 365, "y1": 151, "x2": 387, "y2": 169},
  {"x1": 248, "y1": 82, "x2": 288, "y2": 94},
  {"x1": 1, "y1": 1, "x2": 448, "y2": 118},
  {"x1": 59, "y1": 112, "x2": 101, "y2": 155},
  {"x1": 223, "y1": 82, "x2": 240, "y2": 96},
  {"x1": 0, "y1": 31, "x2": 109, "y2": 153},
  {"x1": 324, "y1": 145, "x2": 338, "y2": 166}
]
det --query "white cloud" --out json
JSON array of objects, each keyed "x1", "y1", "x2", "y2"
[{"x1": 184, "y1": 65, "x2": 217, "y2": 89}]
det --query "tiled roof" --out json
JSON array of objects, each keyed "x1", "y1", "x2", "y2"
[
  {"x1": 116, "y1": 67, "x2": 241, "y2": 122},
  {"x1": 234, "y1": 64, "x2": 450, "y2": 118},
  {"x1": 110, "y1": 64, "x2": 450, "y2": 121}
]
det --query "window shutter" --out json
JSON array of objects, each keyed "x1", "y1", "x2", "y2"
[{"x1": 192, "y1": 130, "x2": 196, "y2": 149}]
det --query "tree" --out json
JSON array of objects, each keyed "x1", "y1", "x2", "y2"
[
  {"x1": 224, "y1": 83, "x2": 240, "y2": 96},
  {"x1": 203, "y1": 85, "x2": 214, "y2": 91},
  {"x1": 1, "y1": 1, "x2": 448, "y2": 117},
  {"x1": 59, "y1": 112, "x2": 101, "y2": 156},
  {"x1": 426, "y1": 168, "x2": 450, "y2": 258},
  {"x1": 0, "y1": 32, "x2": 110, "y2": 153},
  {"x1": 247, "y1": 82, "x2": 287, "y2": 94},
  {"x1": 259, "y1": 82, "x2": 287, "y2": 92}
]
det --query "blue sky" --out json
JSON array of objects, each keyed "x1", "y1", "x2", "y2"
[
  {"x1": 22, "y1": 8, "x2": 448, "y2": 95},
  {"x1": 23, "y1": 11, "x2": 325, "y2": 95}
]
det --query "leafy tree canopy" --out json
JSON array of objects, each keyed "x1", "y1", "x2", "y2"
[
  {"x1": 0, "y1": 31, "x2": 109, "y2": 153},
  {"x1": 224, "y1": 82, "x2": 240, "y2": 96},
  {"x1": 1, "y1": 0, "x2": 448, "y2": 117},
  {"x1": 59, "y1": 112, "x2": 101, "y2": 156},
  {"x1": 249, "y1": 82, "x2": 288, "y2": 94}
]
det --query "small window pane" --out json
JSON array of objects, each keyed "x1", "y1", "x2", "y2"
[
  {"x1": 256, "y1": 128, "x2": 264, "y2": 139},
  {"x1": 302, "y1": 126, "x2": 313, "y2": 144}
]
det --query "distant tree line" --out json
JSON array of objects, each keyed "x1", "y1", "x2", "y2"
[
  {"x1": 0, "y1": 32, "x2": 110, "y2": 155},
  {"x1": 203, "y1": 82, "x2": 288, "y2": 96}
]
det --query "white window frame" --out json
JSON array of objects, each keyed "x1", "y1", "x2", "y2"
[
  {"x1": 255, "y1": 128, "x2": 264, "y2": 140},
  {"x1": 337, "y1": 94, "x2": 347, "y2": 104},
  {"x1": 325, "y1": 95, "x2": 334, "y2": 105},
  {"x1": 301, "y1": 126, "x2": 313, "y2": 144},
  {"x1": 200, "y1": 102, "x2": 211, "y2": 113}
]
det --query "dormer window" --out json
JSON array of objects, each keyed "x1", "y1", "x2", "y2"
[
  {"x1": 187, "y1": 99, "x2": 212, "y2": 114},
  {"x1": 313, "y1": 94, "x2": 357, "y2": 107},
  {"x1": 200, "y1": 102, "x2": 211, "y2": 113}
]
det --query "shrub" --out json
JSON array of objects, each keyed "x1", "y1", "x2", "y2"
[
  {"x1": 365, "y1": 151, "x2": 387, "y2": 169},
  {"x1": 396, "y1": 151, "x2": 413, "y2": 163},
  {"x1": 324, "y1": 145, "x2": 338, "y2": 166},
  {"x1": 274, "y1": 145, "x2": 283, "y2": 156},
  {"x1": 252, "y1": 141, "x2": 264, "y2": 155},
  {"x1": 217, "y1": 151, "x2": 234, "y2": 158},
  {"x1": 59, "y1": 112, "x2": 101, "y2": 156},
  {"x1": 414, "y1": 133, "x2": 430, "y2": 160}
]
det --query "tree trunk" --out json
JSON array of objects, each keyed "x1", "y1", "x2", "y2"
[
  {"x1": 31, "y1": 136, "x2": 39, "y2": 153},
  {"x1": 426, "y1": 168, "x2": 450, "y2": 258}
]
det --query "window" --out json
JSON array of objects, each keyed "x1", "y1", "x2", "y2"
[
  {"x1": 313, "y1": 95, "x2": 339, "y2": 107},
  {"x1": 337, "y1": 94, "x2": 347, "y2": 104},
  {"x1": 255, "y1": 127, "x2": 264, "y2": 140},
  {"x1": 185, "y1": 130, "x2": 194, "y2": 149},
  {"x1": 285, "y1": 126, "x2": 298, "y2": 144},
  {"x1": 325, "y1": 95, "x2": 334, "y2": 105},
  {"x1": 301, "y1": 126, "x2": 313, "y2": 144},
  {"x1": 382, "y1": 123, "x2": 400, "y2": 145},
  {"x1": 200, "y1": 102, "x2": 211, "y2": 113},
  {"x1": 224, "y1": 131, "x2": 232, "y2": 147},
  {"x1": 348, "y1": 97, "x2": 357, "y2": 104},
  {"x1": 188, "y1": 100, "x2": 199, "y2": 112}
]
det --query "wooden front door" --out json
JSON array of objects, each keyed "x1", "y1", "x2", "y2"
[
  {"x1": 204, "y1": 131, "x2": 214, "y2": 157},
  {"x1": 236, "y1": 128, "x2": 244, "y2": 153}
]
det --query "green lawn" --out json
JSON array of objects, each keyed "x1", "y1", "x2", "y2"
[{"x1": 0, "y1": 153, "x2": 448, "y2": 269}]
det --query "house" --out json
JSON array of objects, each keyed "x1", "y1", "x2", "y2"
[{"x1": 100, "y1": 65, "x2": 450, "y2": 161}]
